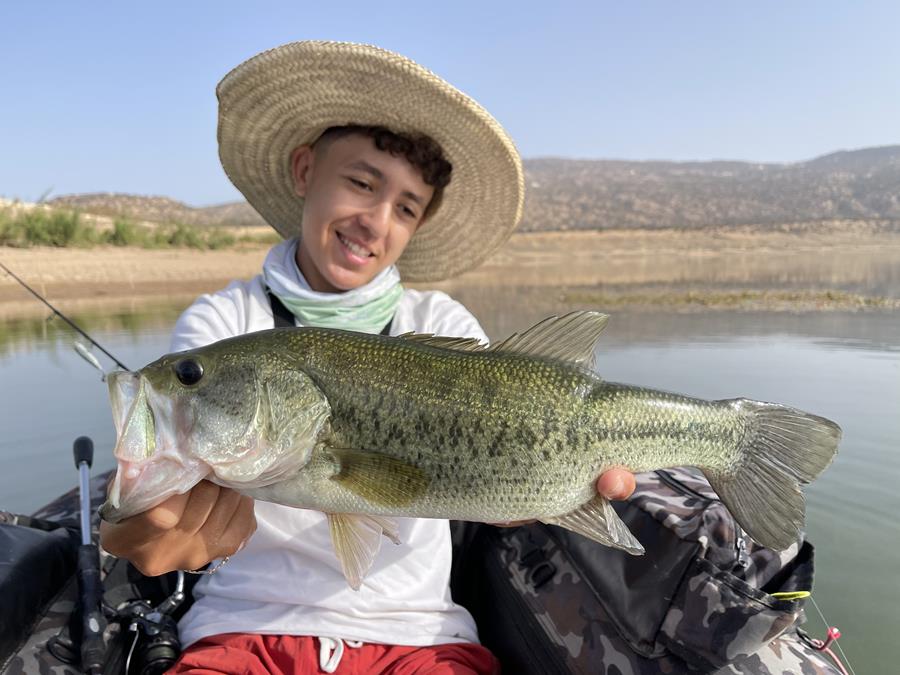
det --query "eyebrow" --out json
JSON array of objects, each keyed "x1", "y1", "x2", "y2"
[{"x1": 347, "y1": 161, "x2": 426, "y2": 206}]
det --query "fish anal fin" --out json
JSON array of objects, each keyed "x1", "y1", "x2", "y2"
[
  {"x1": 543, "y1": 495, "x2": 644, "y2": 555},
  {"x1": 330, "y1": 449, "x2": 429, "y2": 508},
  {"x1": 488, "y1": 311, "x2": 609, "y2": 369},
  {"x1": 327, "y1": 513, "x2": 401, "y2": 590}
]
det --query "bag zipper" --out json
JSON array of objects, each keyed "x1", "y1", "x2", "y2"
[
  {"x1": 654, "y1": 469, "x2": 714, "y2": 503},
  {"x1": 653, "y1": 470, "x2": 749, "y2": 568}
]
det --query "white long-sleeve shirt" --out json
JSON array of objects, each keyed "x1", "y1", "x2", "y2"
[{"x1": 172, "y1": 273, "x2": 487, "y2": 649}]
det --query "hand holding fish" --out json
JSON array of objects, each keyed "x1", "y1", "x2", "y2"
[{"x1": 99, "y1": 481, "x2": 256, "y2": 577}]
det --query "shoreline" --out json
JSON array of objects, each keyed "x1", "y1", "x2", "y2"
[{"x1": 2, "y1": 228, "x2": 900, "y2": 319}]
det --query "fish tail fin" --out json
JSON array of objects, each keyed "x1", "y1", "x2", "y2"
[{"x1": 703, "y1": 399, "x2": 840, "y2": 551}]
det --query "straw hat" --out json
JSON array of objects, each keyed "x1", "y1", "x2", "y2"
[{"x1": 216, "y1": 41, "x2": 525, "y2": 282}]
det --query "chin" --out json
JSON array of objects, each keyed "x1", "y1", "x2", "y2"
[{"x1": 326, "y1": 269, "x2": 374, "y2": 292}]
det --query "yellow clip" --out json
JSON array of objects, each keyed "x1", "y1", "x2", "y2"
[{"x1": 771, "y1": 591, "x2": 811, "y2": 601}]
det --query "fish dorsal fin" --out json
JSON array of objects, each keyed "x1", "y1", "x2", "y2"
[
  {"x1": 397, "y1": 332, "x2": 488, "y2": 352},
  {"x1": 488, "y1": 311, "x2": 609, "y2": 368},
  {"x1": 395, "y1": 311, "x2": 609, "y2": 367}
]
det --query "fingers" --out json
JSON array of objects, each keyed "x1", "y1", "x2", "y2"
[
  {"x1": 99, "y1": 481, "x2": 256, "y2": 577},
  {"x1": 141, "y1": 489, "x2": 194, "y2": 531},
  {"x1": 194, "y1": 492, "x2": 257, "y2": 564},
  {"x1": 596, "y1": 469, "x2": 636, "y2": 501},
  {"x1": 179, "y1": 481, "x2": 237, "y2": 536}
]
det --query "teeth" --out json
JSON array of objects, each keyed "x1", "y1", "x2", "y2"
[{"x1": 338, "y1": 232, "x2": 371, "y2": 257}]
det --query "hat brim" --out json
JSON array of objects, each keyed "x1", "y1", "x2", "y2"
[{"x1": 216, "y1": 41, "x2": 524, "y2": 282}]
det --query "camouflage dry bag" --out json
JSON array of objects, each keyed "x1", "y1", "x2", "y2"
[{"x1": 450, "y1": 467, "x2": 840, "y2": 674}]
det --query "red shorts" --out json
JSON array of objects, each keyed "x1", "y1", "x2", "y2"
[{"x1": 166, "y1": 633, "x2": 500, "y2": 675}]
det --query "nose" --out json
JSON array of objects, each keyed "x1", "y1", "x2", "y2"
[{"x1": 358, "y1": 200, "x2": 393, "y2": 237}]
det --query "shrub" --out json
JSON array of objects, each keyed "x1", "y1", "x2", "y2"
[
  {"x1": 205, "y1": 228, "x2": 236, "y2": 249},
  {"x1": 108, "y1": 218, "x2": 147, "y2": 246},
  {"x1": 0, "y1": 207, "x2": 270, "y2": 250},
  {"x1": 17, "y1": 210, "x2": 96, "y2": 247},
  {"x1": 164, "y1": 223, "x2": 205, "y2": 249}
]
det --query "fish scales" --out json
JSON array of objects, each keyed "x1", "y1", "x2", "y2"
[
  {"x1": 268, "y1": 329, "x2": 745, "y2": 521},
  {"x1": 292, "y1": 328, "x2": 594, "y2": 520}
]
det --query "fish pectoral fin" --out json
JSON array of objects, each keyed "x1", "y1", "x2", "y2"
[
  {"x1": 327, "y1": 513, "x2": 401, "y2": 590},
  {"x1": 330, "y1": 449, "x2": 429, "y2": 508},
  {"x1": 489, "y1": 311, "x2": 609, "y2": 370},
  {"x1": 542, "y1": 495, "x2": 645, "y2": 555}
]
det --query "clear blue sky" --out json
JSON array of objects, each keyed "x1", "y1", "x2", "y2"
[{"x1": 3, "y1": 1, "x2": 898, "y2": 205}]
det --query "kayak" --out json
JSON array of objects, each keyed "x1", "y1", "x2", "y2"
[{"x1": 1, "y1": 464, "x2": 845, "y2": 674}]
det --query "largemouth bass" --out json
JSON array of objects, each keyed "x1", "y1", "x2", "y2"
[{"x1": 100, "y1": 312, "x2": 840, "y2": 589}]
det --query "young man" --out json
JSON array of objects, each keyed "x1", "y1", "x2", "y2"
[{"x1": 100, "y1": 42, "x2": 635, "y2": 674}]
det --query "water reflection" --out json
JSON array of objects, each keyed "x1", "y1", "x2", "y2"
[{"x1": 0, "y1": 302, "x2": 185, "y2": 356}]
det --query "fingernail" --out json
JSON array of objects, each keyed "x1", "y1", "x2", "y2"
[{"x1": 606, "y1": 476, "x2": 625, "y2": 499}]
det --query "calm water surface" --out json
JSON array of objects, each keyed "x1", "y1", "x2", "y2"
[{"x1": 0, "y1": 305, "x2": 896, "y2": 673}]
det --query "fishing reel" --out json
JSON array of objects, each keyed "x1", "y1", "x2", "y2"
[
  {"x1": 116, "y1": 597, "x2": 182, "y2": 675},
  {"x1": 113, "y1": 566, "x2": 186, "y2": 675}
]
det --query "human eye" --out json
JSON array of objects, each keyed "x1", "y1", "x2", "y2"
[
  {"x1": 398, "y1": 203, "x2": 418, "y2": 220},
  {"x1": 346, "y1": 176, "x2": 372, "y2": 191}
]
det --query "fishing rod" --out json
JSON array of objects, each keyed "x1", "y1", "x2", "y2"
[
  {"x1": 2, "y1": 261, "x2": 188, "y2": 671},
  {"x1": 0, "y1": 259, "x2": 130, "y2": 371}
]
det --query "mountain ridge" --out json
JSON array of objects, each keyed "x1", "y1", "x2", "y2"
[{"x1": 43, "y1": 145, "x2": 900, "y2": 232}]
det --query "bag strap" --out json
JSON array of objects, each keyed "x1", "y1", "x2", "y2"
[{"x1": 265, "y1": 286, "x2": 394, "y2": 335}]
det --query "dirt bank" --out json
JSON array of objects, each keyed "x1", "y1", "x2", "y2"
[{"x1": 2, "y1": 228, "x2": 899, "y2": 319}]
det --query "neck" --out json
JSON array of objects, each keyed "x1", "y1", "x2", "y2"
[
  {"x1": 295, "y1": 246, "x2": 341, "y2": 293},
  {"x1": 263, "y1": 238, "x2": 404, "y2": 334}
]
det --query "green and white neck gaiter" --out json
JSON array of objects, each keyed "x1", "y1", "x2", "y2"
[{"x1": 262, "y1": 238, "x2": 403, "y2": 334}]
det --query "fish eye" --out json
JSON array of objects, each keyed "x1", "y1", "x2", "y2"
[{"x1": 174, "y1": 359, "x2": 204, "y2": 386}]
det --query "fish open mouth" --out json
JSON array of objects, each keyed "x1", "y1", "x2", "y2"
[
  {"x1": 109, "y1": 371, "x2": 156, "y2": 463},
  {"x1": 101, "y1": 370, "x2": 209, "y2": 522}
]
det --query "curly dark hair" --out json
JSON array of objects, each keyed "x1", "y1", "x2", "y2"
[{"x1": 313, "y1": 125, "x2": 452, "y2": 219}]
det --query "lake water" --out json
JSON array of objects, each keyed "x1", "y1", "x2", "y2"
[{"x1": 0, "y1": 303, "x2": 896, "y2": 673}]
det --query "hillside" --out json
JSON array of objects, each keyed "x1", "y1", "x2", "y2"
[{"x1": 45, "y1": 145, "x2": 900, "y2": 232}]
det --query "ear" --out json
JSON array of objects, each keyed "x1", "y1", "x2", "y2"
[{"x1": 290, "y1": 145, "x2": 315, "y2": 198}]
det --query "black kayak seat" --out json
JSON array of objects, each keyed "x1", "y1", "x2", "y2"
[{"x1": 0, "y1": 517, "x2": 79, "y2": 666}]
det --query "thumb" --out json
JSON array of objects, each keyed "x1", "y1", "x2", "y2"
[{"x1": 596, "y1": 469, "x2": 636, "y2": 501}]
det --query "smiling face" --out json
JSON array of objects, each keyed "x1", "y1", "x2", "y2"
[{"x1": 291, "y1": 134, "x2": 436, "y2": 292}]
